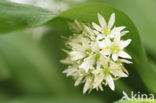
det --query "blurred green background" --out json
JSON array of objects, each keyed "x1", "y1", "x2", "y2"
[{"x1": 0, "y1": 0, "x2": 156, "y2": 103}]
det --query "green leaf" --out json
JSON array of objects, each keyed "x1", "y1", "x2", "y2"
[
  {"x1": 0, "y1": 1, "x2": 54, "y2": 33},
  {"x1": 0, "y1": 57, "x2": 10, "y2": 81},
  {"x1": 48, "y1": 3, "x2": 156, "y2": 94},
  {"x1": 0, "y1": 31, "x2": 69, "y2": 96}
]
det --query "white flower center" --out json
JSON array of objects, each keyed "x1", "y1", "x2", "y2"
[
  {"x1": 85, "y1": 49, "x2": 92, "y2": 56},
  {"x1": 104, "y1": 67, "x2": 110, "y2": 75},
  {"x1": 111, "y1": 45, "x2": 119, "y2": 53},
  {"x1": 104, "y1": 28, "x2": 109, "y2": 35}
]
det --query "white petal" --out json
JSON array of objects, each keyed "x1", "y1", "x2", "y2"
[
  {"x1": 99, "y1": 56, "x2": 109, "y2": 66},
  {"x1": 83, "y1": 77, "x2": 92, "y2": 94},
  {"x1": 92, "y1": 22, "x2": 102, "y2": 32},
  {"x1": 108, "y1": 33, "x2": 114, "y2": 38},
  {"x1": 93, "y1": 76, "x2": 103, "y2": 89},
  {"x1": 79, "y1": 55, "x2": 95, "y2": 72},
  {"x1": 108, "y1": 27, "x2": 117, "y2": 38},
  {"x1": 63, "y1": 66, "x2": 77, "y2": 76},
  {"x1": 114, "y1": 26, "x2": 126, "y2": 33},
  {"x1": 93, "y1": 30, "x2": 101, "y2": 36},
  {"x1": 62, "y1": 49, "x2": 69, "y2": 54},
  {"x1": 120, "y1": 39, "x2": 131, "y2": 49},
  {"x1": 97, "y1": 13, "x2": 107, "y2": 28},
  {"x1": 118, "y1": 71, "x2": 128, "y2": 77},
  {"x1": 96, "y1": 35, "x2": 106, "y2": 48},
  {"x1": 104, "y1": 38, "x2": 112, "y2": 46},
  {"x1": 106, "y1": 75, "x2": 115, "y2": 91},
  {"x1": 92, "y1": 69, "x2": 104, "y2": 89},
  {"x1": 79, "y1": 61, "x2": 89, "y2": 72},
  {"x1": 74, "y1": 77, "x2": 83, "y2": 86},
  {"x1": 114, "y1": 33, "x2": 121, "y2": 43},
  {"x1": 97, "y1": 34, "x2": 104, "y2": 40},
  {"x1": 119, "y1": 59, "x2": 132, "y2": 64},
  {"x1": 69, "y1": 51, "x2": 85, "y2": 61},
  {"x1": 111, "y1": 69, "x2": 128, "y2": 77},
  {"x1": 96, "y1": 35, "x2": 105, "y2": 47},
  {"x1": 121, "y1": 30, "x2": 129, "y2": 37},
  {"x1": 91, "y1": 42, "x2": 99, "y2": 52},
  {"x1": 60, "y1": 57, "x2": 71, "y2": 64},
  {"x1": 100, "y1": 49, "x2": 111, "y2": 56},
  {"x1": 109, "y1": 61, "x2": 119, "y2": 69},
  {"x1": 81, "y1": 38, "x2": 90, "y2": 50},
  {"x1": 69, "y1": 42, "x2": 82, "y2": 51},
  {"x1": 110, "y1": 26, "x2": 126, "y2": 39},
  {"x1": 98, "y1": 41, "x2": 106, "y2": 48},
  {"x1": 112, "y1": 53, "x2": 118, "y2": 61},
  {"x1": 83, "y1": 84, "x2": 89, "y2": 94},
  {"x1": 108, "y1": 13, "x2": 115, "y2": 29},
  {"x1": 118, "y1": 51, "x2": 132, "y2": 59},
  {"x1": 74, "y1": 20, "x2": 83, "y2": 30},
  {"x1": 84, "y1": 25, "x2": 94, "y2": 36},
  {"x1": 99, "y1": 84, "x2": 103, "y2": 91}
]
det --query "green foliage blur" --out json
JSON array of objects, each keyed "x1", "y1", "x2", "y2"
[{"x1": 0, "y1": 0, "x2": 156, "y2": 103}]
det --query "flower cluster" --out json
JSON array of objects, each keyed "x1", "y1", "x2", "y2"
[{"x1": 61, "y1": 13, "x2": 132, "y2": 93}]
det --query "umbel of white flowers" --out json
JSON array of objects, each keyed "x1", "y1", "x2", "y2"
[{"x1": 61, "y1": 13, "x2": 132, "y2": 94}]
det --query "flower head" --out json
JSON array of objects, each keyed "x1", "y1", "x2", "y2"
[{"x1": 61, "y1": 13, "x2": 132, "y2": 93}]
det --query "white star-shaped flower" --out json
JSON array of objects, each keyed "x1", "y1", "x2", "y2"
[
  {"x1": 92, "y1": 13, "x2": 115, "y2": 38},
  {"x1": 110, "y1": 34, "x2": 132, "y2": 61}
]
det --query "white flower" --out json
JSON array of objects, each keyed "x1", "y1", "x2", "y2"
[
  {"x1": 104, "y1": 34, "x2": 132, "y2": 61},
  {"x1": 92, "y1": 13, "x2": 115, "y2": 37},
  {"x1": 99, "y1": 57, "x2": 128, "y2": 91},
  {"x1": 61, "y1": 13, "x2": 132, "y2": 93}
]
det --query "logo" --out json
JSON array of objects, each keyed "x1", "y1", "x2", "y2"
[{"x1": 121, "y1": 91, "x2": 154, "y2": 102}]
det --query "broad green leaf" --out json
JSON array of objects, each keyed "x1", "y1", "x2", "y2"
[
  {"x1": 48, "y1": 3, "x2": 156, "y2": 94},
  {"x1": 150, "y1": 59, "x2": 156, "y2": 75},
  {"x1": 0, "y1": 31, "x2": 70, "y2": 96},
  {"x1": 0, "y1": 57, "x2": 10, "y2": 81},
  {"x1": 0, "y1": 1, "x2": 54, "y2": 33}
]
